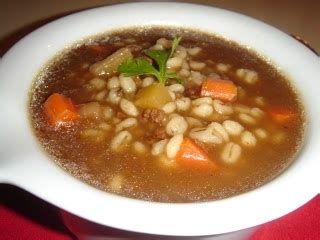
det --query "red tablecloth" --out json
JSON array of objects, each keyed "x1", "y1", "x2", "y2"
[{"x1": 0, "y1": 184, "x2": 319, "y2": 239}]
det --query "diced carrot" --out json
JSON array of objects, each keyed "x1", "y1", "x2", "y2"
[
  {"x1": 43, "y1": 93, "x2": 79, "y2": 126},
  {"x1": 175, "y1": 138, "x2": 217, "y2": 170},
  {"x1": 200, "y1": 79, "x2": 237, "y2": 102},
  {"x1": 266, "y1": 106, "x2": 296, "y2": 124}
]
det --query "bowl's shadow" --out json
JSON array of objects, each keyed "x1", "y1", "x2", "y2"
[{"x1": 0, "y1": 184, "x2": 75, "y2": 239}]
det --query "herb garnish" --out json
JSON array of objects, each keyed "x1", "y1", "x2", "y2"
[{"x1": 118, "y1": 37, "x2": 182, "y2": 84}]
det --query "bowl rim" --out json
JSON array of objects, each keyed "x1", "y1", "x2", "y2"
[{"x1": 0, "y1": 2, "x2": 319, "y2": 236}]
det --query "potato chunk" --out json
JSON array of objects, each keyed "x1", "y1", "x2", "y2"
[
  {"x1": 134, "y1": 83, "x2": 172, "y2": 109},
  {"x1": 90, "y1": 47, "x2": 133, "y2": 76}
]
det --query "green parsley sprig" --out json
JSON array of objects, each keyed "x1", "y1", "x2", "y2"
[{"x1": 118, "y1": 37, "x2": 182, "y2": 84}]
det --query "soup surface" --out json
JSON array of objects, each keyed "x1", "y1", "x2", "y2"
[{"x1": 29, "y1": 27, "x2": 304, "y2": 202}]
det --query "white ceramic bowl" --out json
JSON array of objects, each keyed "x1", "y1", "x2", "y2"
[{"x1": 0, "y1": 2, "x2": 319, "y2": 237}]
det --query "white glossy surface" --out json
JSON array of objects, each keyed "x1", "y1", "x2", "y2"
[{"x1": 0, "y1": 2, "x2": 319, "y2": 237}]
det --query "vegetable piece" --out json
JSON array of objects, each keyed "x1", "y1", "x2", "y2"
[
  {"x1": 200, "y1": 79, "x2": 237, "y2": 102},
  {"x1": 144, "y1": 49, "x2": 170, "y2": 82},
  {"x1": 90, "y1": 47, "x2": 133, "y2": 76},
  {"x1": 266, "y1": 106, "x2": 296, "y2": 124},
  {"x1": 135, "y1": 83, "x2": 172, "y2": 109},
  {"x1": 44, "y1": 93, "x2": 79, "y2": 126},
  {"x1": 118, "y1": 37, "x2": 182, "y2": 84},
  {"x1": 175, "y1": 138, "x2": 217, "y2": 170},
  {"x1": 118, "y1": 58, "x2": 160, "y2": 79},
  {"x1": 170, "y1": 36, "x2": 182, "y2": 58}
]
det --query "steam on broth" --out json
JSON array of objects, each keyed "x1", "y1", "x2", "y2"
[{"x1": 29, "y1": 27, "x2": 304, "y2": 202}]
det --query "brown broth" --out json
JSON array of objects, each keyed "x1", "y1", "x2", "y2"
[{"x1": 29, "y1": 27, "x2": 304, "y2": 202}]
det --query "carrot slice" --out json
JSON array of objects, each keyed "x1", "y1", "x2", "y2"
[
  {"x1": 44, "y1": 93, "x2": 79, "y2": 126},
  {"x1": 175, "y1": 138, "x2": 217, "y2": 170},
  {"x1": 266, "y1": 106, "x2": 296, "y2": 124},
  {"x1": 200, "y1": 79, "x2": 237, "y2": 102}
]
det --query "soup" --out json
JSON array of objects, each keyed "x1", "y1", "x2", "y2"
[{"x1": 29, "y1": 27, "x2": 304, "y2": 202}]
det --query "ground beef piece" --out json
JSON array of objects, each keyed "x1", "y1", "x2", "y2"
[
  {"x1": 185, "y1": 85, "x2": 201, "y2": 99},
  {"x1": 145, "y1": 128, "x2": 167, "y2": 144},
  {"x1": 140, "y1": 108, "x2": 165, "y2": 125}
]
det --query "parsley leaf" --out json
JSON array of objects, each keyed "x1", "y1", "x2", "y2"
[
  {"x1": 144, "y1": 49, "x2": 169, "y2": 83},
  {"x1": 118, "y1": 37, "x2": 183, "y2": 84},
  {"x1": 118, "y1": 58, "x2": 160, "y2": 79},
  {"x1": 170, "y1": 36, "x2": 182, "y2": 58},
  {"x1": 166, "y1": 72, "x2": 184, "y2": 85}
]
